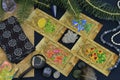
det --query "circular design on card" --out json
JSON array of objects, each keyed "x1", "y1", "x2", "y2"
[
  {"x1": 24, "y1": 42, "x2": 33, "y2": 50},
  {"x1": 8, "y1": 17, "x2": 15, "y2": 24},
  {"x1": 19, "y1": 33, "x2": 26, "y2": 41},
  {"x1": 8, "y1": 39, "x2": 17, "y2": 47},
  {"x1": 13, "y1": 25, "x2": 21, "y2": 32},
  {"x1": 14, "y1": 48, "x2": 23, "y2": 56},
  {"x1": 2, "y1": 30, "x2": 11, "y2": 38},
  {"x1": 0, "y1": 23, "x2": 6, "y2": 30}
]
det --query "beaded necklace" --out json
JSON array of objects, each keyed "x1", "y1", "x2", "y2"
[{"x1": 100, "y1": 22, "x2": 120, "y2": 71}]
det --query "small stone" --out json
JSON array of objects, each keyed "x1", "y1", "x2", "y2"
[
  {"x1": 77, "y1": 61, "x2": 86, "y2": 69},
  {"x1": 32, "y1": 55, "x2": 46, "y2": 69},
  {"x1": 53, "y1": 71, "x2": 60, "y2": 79},
  {"x1": 42, "y1": 67, "x2": 52, "y2": 77},
  {"x1": 72, "y1": 70, "x2": 81, "y2": 79}
]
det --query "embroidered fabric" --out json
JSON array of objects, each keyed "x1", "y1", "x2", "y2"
[{"x1": 0, "y1": 16, "x2": 35, "y2": 63}]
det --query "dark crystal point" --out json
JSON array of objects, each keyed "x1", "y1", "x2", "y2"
[{"x1": 51, "y1": 5, "x2": 57, "y2": 17}]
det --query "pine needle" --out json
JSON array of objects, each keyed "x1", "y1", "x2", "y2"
[
  {"x1": 34, "y1": 0, "x2": 50, "y2": 8},
  {"x1": 67, "y1": 0, "x2": 77, "y2": 17},
  {"x1": 0, "y1": 0, "x2": 5, "y2": 21},
  {"x1": 61, "y1": 0, "x2": 81, "y2": 18},
  {"x1": 78, "y1": 0, "x2": 120, "y2": 20},
  {"x1": 16, "y1": 0, "x2": 34, "y2": 23}
]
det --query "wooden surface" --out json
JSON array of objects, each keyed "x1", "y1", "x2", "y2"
[{"x1": 0, "y1": 7, "x2": 35, "y2": 77}]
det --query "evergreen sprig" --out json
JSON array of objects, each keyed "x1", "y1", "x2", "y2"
[
  {"x1": 0, "y1": 0, "x2": 5, "y2": 21},
  {"x1": 16, "y1": 0, "x2": 34, "y2": 23},
  {"x1": 61, "y1": 0, "x2": 81, "y2": 18},
  {"x1": 78, "y1": 0, "x2": 120, "y2": 20}
]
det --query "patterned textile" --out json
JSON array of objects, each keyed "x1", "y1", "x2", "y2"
[{"x1": 0, "y1": 16, "x2": 35, "y2": 63}]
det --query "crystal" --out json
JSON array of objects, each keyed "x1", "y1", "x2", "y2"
[
  {"x1": 62, "y1": 30, "x2": 78, "y2": 43},
  {"x1": 2, "y1": 0, "x2": 16, "y2": 12},
  {"x1": 51, "y1": 5, "x2": 57, "y2": 17}
]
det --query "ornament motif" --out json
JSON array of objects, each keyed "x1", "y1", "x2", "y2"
[
  {"x1": 13, "y1": 25, "x2": 21, "y2": 32},
  {"x1": 14, "y1": 48, "x2": 23, "y2": 56},
  {"x1": 19, "y1": 33, "x2": 26, "y2": 41},
  {"x1": 24, "y1": 42, "x2": 33, "y2": 50},
  {"x1": 7, "y1": 17, "x2": 16, "y2": 24},
  {"x1": 8, "y1": 39, "x2": 17, "y2": 47},
  {"x1": 2, "y1": 30, "x2": 11, "y2": 38},
  {"x1": 0, "y1": 23, "x2": 6, "y2": 30}
]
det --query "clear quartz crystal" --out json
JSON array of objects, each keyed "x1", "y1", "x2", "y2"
[
  {"x1": 62, "y1": 30, "x2": 78, "y2": 43},
  {"x1": 2, "y1": 0, "x2": 16, "y2": 12}
]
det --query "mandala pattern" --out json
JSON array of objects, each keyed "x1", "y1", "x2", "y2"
[
  {"x1": 14, "y1": 48, "x2": 23, "y2": 56},
  {"x1": 0, "y1": 16, "x2": 34, "y2": 63},
  {"x1": 2, "y1": 31, "x2": 11, "y2": 38},
  {"x1": 0, "y1": 23, "x2": 6, "y2": 30},
  {"x1": 19, "y1": 33, "x2": 26, "y2": 41},
  {"x1": 8, "y1": 17, "x2": 15, "y2": 24},
  {"x1": 24, "y1": 42, "x2": 33, "y2": 50},
  {"x1": 8, "y1": 39, "x2": 17, "y2": 47},
  {"x1": 13, "y1": 25, "x2": 21, "y2": 32}
]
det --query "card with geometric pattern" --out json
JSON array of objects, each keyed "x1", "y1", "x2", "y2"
[{"x1": 0, "y1": 16, "x2": 35, "y2": 63}]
